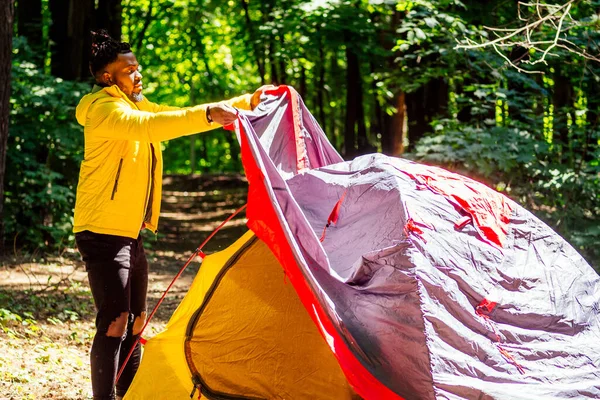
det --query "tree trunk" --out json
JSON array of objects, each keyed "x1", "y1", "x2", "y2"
[
  {"x1": 96, "y1": 0, "x2": 122, "y2": 40},
  {"x1": 584, "y1": 74, "x2": 600, "y2": 162},
  {"x1": 48, "y1": 0, "x2": 68, "y2": 77},
  {"x1": 426, "y1": 78, "x2": 449, "y2": 120},
  {"x1": 80, "y1": 0, "x2": 96, "y2": 79},
  {"x1": 278, "y1": 34, "x2": 286, "y2": 84},
  {"x1": 406, "y1": 78, "x2": 448, "y2": 150},
  {"x1": 530, "y1": 74, "x2": 546, "y2": 141},
  {"x1": 92, "y1": 0, "x2": 121, "y2": 79},
  {"x1": 224, "y1": 131, "x2": 241, "y2": 171},
  {"x1": 49, "y1": 0, "x2": 94, "y2": 80},
  {"x1": 508, "y1": 80, "x2": 530, "y2": 125},
  {"x1": 553, "y1": 68, "x2": 574, "y2": 162},
  {"x1": 393, "y1": 92, "x2": 407, "y2": 155},
  {"x1": 78, "y1": 0, "x2": 95, "y2": 80},
  {"x1": 0, "y1": 0, "x2": 14, "y2": 255},
  {"x1": 190, "y1": 136, "x2": 196, "y2": 175},
  {"x1": 240, "y1": 0, "x2": 265, "y2": 84},
  {"x1": 406, "y1": 87, "x2": 427, "y2": 148},
  {"x1": 330, "y1": 52, "x2": 340, "y2": 149},
  {"x1": 378, "y1": 8, "x2": 406, "y2": 155},
  {"x1": 356, "y1": 75, "x2": 369, "y2": 155},
  {"x1": 188, "y1": 6, "x2": 213, "y2": 91},
  {"x1": 344, "y1": 41, "x2": 360, "y2": 158},
  {"x1": 317, "y1": 38, "x2": 326, "y2": 127},
  {"x1": 582, "y1": 11, "x2": 600, "y2": 162},
  {"x1": 382, "y1": 92, "x2": 406, "y2": 156},
  {"x1": 16, "y1": 0, "x2": 43, "y2": 65},
  {"x1": 369, "y1": 61, "x2": 383, "y2": 152},
  {"x1": 198, "y1": 136, "x2": 207, "y2": 171},
  {"x1": 268, "y1": 41, "x2": 279, "y2": 84}
]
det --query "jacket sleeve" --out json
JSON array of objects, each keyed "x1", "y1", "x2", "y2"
[
  {"x1": 140, "y1": 97, "x2": 183, "y2": 113},
  {"x1": 144, "y1": 93, "x2": 254, "y2": 113},
  {"x1": 226, "y1": 93, "x2": 253, "y2": 110},
  {"x1": 88, "y1": 100, "x2": 216, "y2": 142}
]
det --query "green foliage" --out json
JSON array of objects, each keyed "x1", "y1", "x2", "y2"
[
  {"x1": 6, "y1": 38, "x2": 88, "y2": 252},
  {"x1": 392, "y1": 0, "x2": 470, "y2": 91},
  {"x1": 0, "y1": 280, "x2": 93, "y2": 339},
  {"x1": 415, "y1": 122, "x2": 545, "y2": 178},
  {"x1": 0, "y1": 307, "x2": 39, "y2": 339},
  {"x1": 7, "y1": 0, "x2": 599, "y2": 270}
]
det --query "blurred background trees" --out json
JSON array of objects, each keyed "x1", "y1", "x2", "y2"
[{"x1": 3, "y1": 0, "x2": 599, "y2": 269}]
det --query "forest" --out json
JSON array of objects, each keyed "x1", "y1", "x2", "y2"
[{"x1": 0, "y1": 0, "x2": 598, "y2": 269}]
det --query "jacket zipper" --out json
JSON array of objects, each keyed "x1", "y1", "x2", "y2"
[
  {"x1": 143, "y1": 144, "x2": 156, "y2": 227},
  {"x1": 110, "y1": 158, "x2": 124, "y2": 200}
]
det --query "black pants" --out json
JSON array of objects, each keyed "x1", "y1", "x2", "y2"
[{"x1": 76, "y1": 231, "x2": 148, "y2": 400}]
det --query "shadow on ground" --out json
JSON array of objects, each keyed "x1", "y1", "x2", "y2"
[
  {"x1": 153, "y1": 173, "x2": 249, "y2": 255},
  {"x1": 2, "y1": 173, "x2": 251, "y2": 325},
  {"x1": 0, "y1": 173, "x2": 251, "y2": 398}
]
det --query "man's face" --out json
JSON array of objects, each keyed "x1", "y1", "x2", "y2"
[{"x1": 103, "y1": 52, "x2": 143, "y2": 102}]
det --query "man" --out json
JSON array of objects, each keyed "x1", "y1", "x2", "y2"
[{"x1": 74, "y1": 30, "x2": 268, "y2": 400}]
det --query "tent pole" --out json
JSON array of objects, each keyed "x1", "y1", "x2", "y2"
[{"x1": 115, "y1": 204, "x2": 248, "y2": 385}]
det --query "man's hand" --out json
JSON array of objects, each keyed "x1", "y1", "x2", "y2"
[
  {"x1": 208, "y1": 102, "x2": 238, "y2": 126},
  {"x1": 251, "y1": 85, "x2": 278, "y2": 109}
]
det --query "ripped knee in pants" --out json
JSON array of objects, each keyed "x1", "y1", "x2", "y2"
[
  {"x1": 106, "y1": 312, "x2": 129, "y2": 338},
  {"x1": 132, "y1": 311, "x2": 147, "y2": 336}
]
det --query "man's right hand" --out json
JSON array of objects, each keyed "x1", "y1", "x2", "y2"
[{"x1": 208, "y1": 102, "x2": 238, "y2": 126}]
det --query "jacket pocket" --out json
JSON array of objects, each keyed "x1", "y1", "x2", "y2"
[{"x1": 111, "y1": 158, "x2": 124, "y2": 200}]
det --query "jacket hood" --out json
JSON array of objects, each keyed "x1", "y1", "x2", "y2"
[{"x1": 76, "y1": 85, "x2": 127, "y2": 126}]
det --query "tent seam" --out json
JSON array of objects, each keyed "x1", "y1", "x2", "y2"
[
  {"x1": 411, "y1": 241, "x2": 442, "y2": 400},
  {"x1": 183, "y1": 234, "x2": 265, "y2": 400}
]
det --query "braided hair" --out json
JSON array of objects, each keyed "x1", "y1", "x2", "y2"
[{"x1": 89, "y1": 30, "x2": 132, "y2": 79}]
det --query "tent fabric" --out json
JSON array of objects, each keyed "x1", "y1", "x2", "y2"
[
  {"x1": 238, "y1": 91, "x2": 403, "y2": 400},
  {"x1": 126, "y1": 86, "x2": 599, "y2": 399},
  {"x1": 125, "y1": 231, "x2": 358, "y2": 399},
  {"x1": 237, "y1": 87, "x2": 600, "y2": 399},
  {"x1": 124, "y1": 231, "x2": 257, "y2": 400},
  {"x1": 233, "y1": 85, "x2": 343, "y2": 179},
  {"x1": 184, "y1": 234, "x2": 358, "y2": 399}
]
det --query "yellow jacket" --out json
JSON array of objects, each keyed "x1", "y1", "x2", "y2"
[{"x1": 74, "y1": 84, "x2": 252, "y2": 239}]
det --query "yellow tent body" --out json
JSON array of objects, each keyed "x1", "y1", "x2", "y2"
[{"x1": 124, "y1": 231, "x2": 358, "y2": 399}]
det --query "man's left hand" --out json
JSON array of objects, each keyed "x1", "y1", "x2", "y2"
[
  {"x1": 251, "y1": 85, "x2": 278, "y2": 109},
  {"x1": 209, "y1": 103, "x2": 238, "y2": 126}
]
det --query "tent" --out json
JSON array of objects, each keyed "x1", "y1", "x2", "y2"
[{"x1": 125, "y1": 87, "x2": 600, "y2": 400}]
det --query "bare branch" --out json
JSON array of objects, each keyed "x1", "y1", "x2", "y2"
[
  {"x1": 456, "y1": 1, "x2": 575, "y2": 51},
  {"x1": 555, "y1": 44, "x2": 600, "y2": 63},
  {"x1": 527, "y1": 2, "x2": 571, "y2": 65},
  {"x1": 492, "y1": 43, "x2": 544, "y2": 74},
  {"x1": 454, "y1": 0, "x2": 599, "y2": 73}
]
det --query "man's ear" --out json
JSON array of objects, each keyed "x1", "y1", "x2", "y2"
[{"x1": 101, "y1": 72, "x2": 113, "y2": 86}]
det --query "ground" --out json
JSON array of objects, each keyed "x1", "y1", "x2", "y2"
[{"x1": 0, "y1": 174, "x2": 248, "y2": 400}]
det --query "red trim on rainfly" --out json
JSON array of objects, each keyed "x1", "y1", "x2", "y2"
[
  {"x1": 263, "y1": 85, "x2": 309, "y2": 172},
  {"x1": 320, "y1": 190, "x2": 347, "y2": 242},
  {"x1": 398, "y1": 163, "x2": 512, "y2": 247},
  {"x1": 475, "y1": 298, "x2": 526, "y2": 374},
  {"x1": 454, "y1": 215, "x2": 473, "y2": 230},
  {"x1": 239, "y1": 123, "x2": 403, "y2": 400},
  {"x1": 475, "y1": 298, "x2": 497, "y2": 316}
]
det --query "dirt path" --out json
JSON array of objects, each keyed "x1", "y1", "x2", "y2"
[{"x1": 0, "y1": 174, "x2": 248, "y2": 399}]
